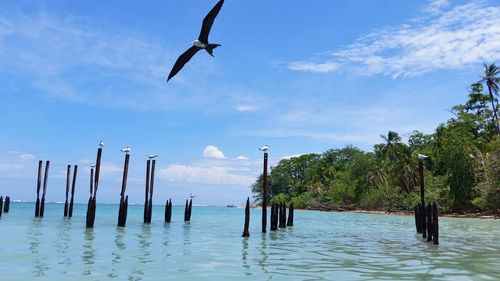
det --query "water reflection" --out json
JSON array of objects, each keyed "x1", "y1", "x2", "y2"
[
  {"x1": 257, "y1": 233, "x2": 269, "y2": 275},
  {"x1": 241, "y1": 237, "x2": 251, "y2": 276},
  {"x1": 182, "y1": 222, "x2": 191, "y2": 256},
  {"x1": 55, "y1": 219, "x2": 72, "y2": 272},
  {"x1": 82, "y1": 229, "x2": 95, "y2": 276},
  {"x1": 28, "y1": 218, "x2": 48, "y2": 277}
]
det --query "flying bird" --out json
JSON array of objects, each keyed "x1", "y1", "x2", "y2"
[
  {"x1": 120, "y1": 146, "x2": 131, "y2": 154},
  {"x1": 167, "y1": 0, "x2": 224, "y2": 82}
]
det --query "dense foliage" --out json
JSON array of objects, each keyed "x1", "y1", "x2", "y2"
[{"x1": 251, "y1": 64, "x2": 500, "y2": 212}]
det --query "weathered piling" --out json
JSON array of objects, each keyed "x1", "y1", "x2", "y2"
[
  {"x1": 242, "y1": 197, "x2": 250, "y2": 237},
  {"x1": 426, "y1": 203, "x2": 433, "y2": 242},
  {"x1": 188, "y1": 199, "x2": 193, "y2": 221},
  {"x1": 64, "y1": 165, "x2": 71, "y2": 217},
  {"x1": 147, "y1": 160, "x2": 156, "y2": 223},
  {"x1": 184, "y1": 199, "x2": 189, "y2": 221},
  {"x1": 144, "y1": 160, "x2": 151, "y2": 223},
  {"x1": 3, "y1": 196, "x2": 10, "y2": 213},
  {"x1": 287, "y1": 202, "x2": 294, "y2": 227},
  {"x1": 117, "y1": 153, "x2": 130, "y2": 227},
  {"x1": 35, "y1": 160, "x2": 43, "y2": 217},
  {"x1": 262, "y1": 152, "x2": 268, "y2": 233},
  {"x1": 270, "y1": 203, "x2": 277, "y2": 231},
  {"x1": 414, "y1": 205, "x2": 421, "y2": 233},
  {"x1": 420, "y1": 204, "x2": 427, "y2": 239},
  {"x1": 165, "y1": 199, "x2": 172, "y2": 223},
  {"x1": 432, "y1": 202, "x2": 439, "y2": 245},
  {"x1": 273, "y1": 203, "x2": 279, "y2": 230},
  {"x1": 39, "y1": 161, "x2": 50, "y2": 217},
  {"x1": 68, "y1": 165, "x2": 77, "y2": 217},
  {"x1": 86, "y1": 145, "x2": 102, "y2": 229},
  {"x1": 0, "y1": 196, "x2": 3, "y2": 217}
]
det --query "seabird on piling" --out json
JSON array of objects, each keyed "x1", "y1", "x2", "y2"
[
  {"x1": 120, "y1": 146, "x2": 131, "y2": 154},
  {"x1": 418, "y1": 154, "x2": 429, "y2": 160},
  {"x1": 147, "y1": 154, "x2": 158, "y2": 160},
  {"x1": 189, "y1": 193, "x2": 196, "y2": 199},
  {"x1": 259, "y1": 145, "x2": 270, "y2": 152},
  {"x1": 167, "y1": 0, "x2": 224, "y2": 82},
  {"x1": 99, "y1": 141, "x2": 104, "y2": 148}
]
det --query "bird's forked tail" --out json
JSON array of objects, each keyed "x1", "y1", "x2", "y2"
[{"x1": 205, "y1": 44, "x2": 221, "y2": 57}]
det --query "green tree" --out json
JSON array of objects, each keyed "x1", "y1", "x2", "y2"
[{"x1": 479, "y1": 63, "x2": 500, "y2": 133}]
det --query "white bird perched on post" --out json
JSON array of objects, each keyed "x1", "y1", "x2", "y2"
[
  {"x1": 189, "y1": 193, "x2": 196, "y2": 199},
  {"x1": 90, "y1": 163, "x2": 96, "y2": 168},
  {"x1": 120, "y1": 146, "x2": 131, "y2": 154},
  {"x1": 259, "y1": 145, "x2": 270, "y2": 152},
  {"x1": 147, "y1": 154, "x2": 158, "y2": 160},
  {"x1": 418, "y1": 154, "x2": 429, "y2": 160},
  {"x1": 98, "y1": 141, "x2": 104, "y2": 148}
]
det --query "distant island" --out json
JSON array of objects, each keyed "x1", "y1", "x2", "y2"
[{"x1": 251, "y1": 63, "x2": 500, "y2": 216}]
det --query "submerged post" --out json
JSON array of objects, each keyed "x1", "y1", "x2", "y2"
[
  {"x1": 421, "y1": 204, "x2": 427, "y2": 239},
  {"x1": 68, "y1": 165, "x2": 78, "y2": 217},
  {"x1": 426, "y1": 203, "x2": 433, "y2": 242},
  {"x1": 165, "y1": 199, "x2": 172, "y2": 223},
  {"x1": 148, "y1": 159, "x2": 156, "y2": 223},
  {"x1": 270, "y1": 203, "x2": 277, "y2": 231},
  {"x1": 39, "y1": 161, "x2": 50, "y2": 217},
  {"x1": 3, "y1": 196, "x2": 10, "y2": 213},
  {"x1": 64, "y1": 165, "x2": 71, "y2": 217},
  {"x1": 433, "y1": 202, "x2": 439, "y2": 245},
  {"x1": 414, "y1": 205, "x2": 421, "y2": 233},
  {"x1": 86, "y1": 142, "x2": 103, "y2": 229},
  {"x1": 144, "y1": 160, "x2": 151, "y2": 223},
  {"x1": 0, "y1": 196, "x2": 3, "y2": 218},
  {"x1": 118, "y1": 153, "x2": 130, "y2": 227},
  {"x1": 242, "y1": 197, "x2": 250, "y2": 237},
  {"x1": 287, "y1": 202, "x2": 294, "y2": 227},
  {"x1": 188, "y1": 199, "x2": 193, "y2": 221},
  {"x1": 184, "y1": 199, "x2": 189, "y2": 221},
  {"x1": 35, "y1": 160, "x2": 43, "y2": 217},
  {"x1": 260, "y1": 145, "x2": 270, "y2": 233}
]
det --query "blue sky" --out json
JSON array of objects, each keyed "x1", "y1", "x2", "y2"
[{"x1": 0, "y1": 0, "x2": 499, "y2": 205}]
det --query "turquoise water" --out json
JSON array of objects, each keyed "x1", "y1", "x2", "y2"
[{"x1": 0, "y1": 203, "x2": 499, "y2": 280}]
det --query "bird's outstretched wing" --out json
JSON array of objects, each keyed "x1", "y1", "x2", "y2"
[
  {"x1": 198, "y1": 0, "x2": 224, "y2": 43},
  {"x1": 167, "y1": 45, "x2": 202, "y2": 81}
]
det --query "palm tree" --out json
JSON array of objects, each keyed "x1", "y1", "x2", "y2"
[{"x1": 479, "y1": 63, "x2": 500, "y2": 134}]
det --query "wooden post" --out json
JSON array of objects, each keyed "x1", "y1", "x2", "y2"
[
  {"x1": 426, "y1": 203, "x2": 432, "y2": 242},
  {"x1": 433, "y1": 202, "x2": 439, "y2": 245},
  {"x1": 419, "y1": 204, "x2": 426, "y2": 239},
  {"x1": 188, "y1": 199, "x2": 192, "y2": 221},
  {"x1": 273, "y1": 203, "x2": 279, "y2": 230},
  {"x1": 39, "y1": 161, "x2": 50, "y2": 217},
  {"x1": 3, "y1": 196, "x2": 10, "y2": 213},
  {"x1": 165, "y1": 199, "x2": 172, "y2": 223},
  {"x1": 64, "y1": 165, "x2": 71, "y2": 217},
  {"x1": 35, "y1": 160, "x2": 42, "y2": 217},
  {"x1": 144, "y1": 160, "x2": 151, "y2": 223},
  {"x1": 242, "y1": 197, "x2": 250, "y2": 237},
  {"x1": 262, "y1": 152, "x2": 268, "y2": 233},
  {"x1": 270, "y1": 203, "x2": 276, "y2": 231},
  {"x1": 287, "y1": 202, "x2": 294, "y2": 227},
  {"x1": 184, "y1": 199, "x2": 189, "y2": 221},
  {"x1": 148, "y1": 160, "x2": 156, "y2": 223},
  {"x1": 0, "y1": 196, "x2": 3, "y2": 217},
  {"x1": 118, "y1": 154, "x2": 130, "y2": 227},
  {"x1": 68, "y1": 165, "x2": 77, "y2": 217},
  {"x1": 87, "y1": 146, "x2": 102, "y2": 229},
  {"x1": 414, "y1": 205, "x2": 421, "y2": 233},
  {"x1": 419, "y1": 160, "x2": 426, "y2": 239}
]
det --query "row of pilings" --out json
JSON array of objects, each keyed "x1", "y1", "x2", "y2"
[
  {"x1": 415, "y1": 202, "x2": 439, "y2": 245},
  {"x1": 241, "y1": 198, "x2": 294, "y2": 237}
]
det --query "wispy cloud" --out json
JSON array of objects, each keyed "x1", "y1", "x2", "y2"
[
  {"x1": 159, "y1": 164, "x2": 255, "y2": 186},
  {"x1": 289, "y1": 0, "x2": 500, "y2": 78},
  {"x1": 0, "y1": 151, "x2": 38, "y2": 179}
]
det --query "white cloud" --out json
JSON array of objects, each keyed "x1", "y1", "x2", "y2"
[
  {"x1": 424, "y1": 0, "x2": 450, "y2": 14},
  {"x1": 203, "y1": 145, "x2": 226, "y2": 159},
  {"x1": 159, "y1": 164, "x2": 254, "y2": 186},
  {"x1": 288, "y1": 61, "x2": 339, "y2": 73},
  {"x1": 236, "y1": 155, "x2": 249, "y2": 160},
  {"x1": 0, "y1": 151, "x2": 38, "y2": 179},
  {"x1": 236, "y1": 104, "x2": 258, "y2": 112},
  {"x1": 289, "y1": 1, "x2": 500, "y2": 78}
]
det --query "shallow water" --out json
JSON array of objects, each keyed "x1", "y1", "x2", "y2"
[{"x1": 0, "y1": 203, "x2": 499, "y2": 280}]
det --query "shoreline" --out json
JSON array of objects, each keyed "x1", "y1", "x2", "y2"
[{"x1": 302, "y1": 206, "x2": 500, "y2": 219}]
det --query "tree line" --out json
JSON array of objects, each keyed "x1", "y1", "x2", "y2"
[{"x1": 251, "y1": 63, "x2": 500, "y2": 213}]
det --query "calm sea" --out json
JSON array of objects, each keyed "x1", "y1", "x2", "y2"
[{"x1": 0, "y1": 203, "x2": 499, "y2": 280}]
